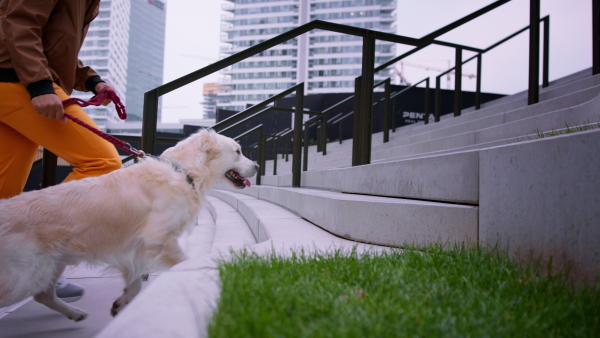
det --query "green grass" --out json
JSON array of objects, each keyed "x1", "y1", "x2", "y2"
[
  {"x1": 509, "y1": 121, "x2": 600, "y2": 143},
  {"x1": 208, "y1": 246, "x2": 600, "y2": 338}
]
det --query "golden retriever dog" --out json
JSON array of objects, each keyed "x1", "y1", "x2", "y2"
[{"x1": 0, "y1": 129, "x2": 258, "y2": 321}]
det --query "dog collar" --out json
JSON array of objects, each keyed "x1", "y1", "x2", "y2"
[
  {"x1": 172, "y1": 164, "x2": 195, "y2": 189},
  {"x1": 147, "y1": 155, "x2": 195, "y2": 189}
]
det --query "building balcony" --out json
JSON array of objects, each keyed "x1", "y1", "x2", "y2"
[
  {"x1": 381, "y1": 0, "x2": 397, "y2": 9},
  {"x1": 221, "y1": 23, "x2": 234, "y2": 32},
  {"x1": 381, "y1": 11, "x2": 397, "y2": 20},
  {"x1": 220, "y1": 45, "x2": 234, "y2": 53},
  {"x1": 221, "y1": 32, "x2": 233, "y2": 43},
  {"x1": 222, "y1": 2, "x2": 234, "y2": 12}
]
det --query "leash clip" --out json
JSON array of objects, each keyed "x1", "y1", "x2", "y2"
[{"x1": 124, "y1": 142, "x2": 147, "y2": 158}]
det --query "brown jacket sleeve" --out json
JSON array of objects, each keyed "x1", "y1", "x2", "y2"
[
  {"x1": 75, "y1": 58, "x2": 103, "y2": 94},
  {"x1": 1, "y1": 0, "x2": 59, "y2": 96}
]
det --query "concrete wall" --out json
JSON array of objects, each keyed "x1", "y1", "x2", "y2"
[{"x1": 479, "y1": 129, "x2": 600, "y2": 284}]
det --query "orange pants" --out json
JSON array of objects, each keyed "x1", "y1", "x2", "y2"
[{"x1": 0, "y1": 82, "x2": 121, "y2": 199}]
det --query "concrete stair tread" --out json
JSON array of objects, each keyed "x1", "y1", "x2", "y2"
[
  {"x1": 263, "y1": 84, "x2": 600, "y2": 175},
  {"x1": 213, "y1": 185, "x2": 478, "y2": 248},
  {"x1": 264, "y1": 86, "x2": 600, "y2": 174}
]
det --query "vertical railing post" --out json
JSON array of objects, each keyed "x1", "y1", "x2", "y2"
[
  {"x1": 528, "y1": 0, "x2": 540, "y2": 105},
  {"x1": 383, "y1": 78, "x2": 391, "y2": 143},
  {"x1": 424, "y1": 78, "x2": 430, "y2": 124},
  {"x1": 359, "y1": 31, "x2": 375, "y2": 165},
  {"x1": 284, "y1": 134, "x2": 289, "y2": 162},
  {"x1": 273, "y1": 137, "x2": 278, "y2": 176},
  {"x1": 303, "y1": 124, "x2": 309, "y2": 172},
  {"x1": 542, "y1": 16, "x2": 550, "y2": 87},
  {"x1": 352, "y1": 76, "x2": 362, "y2": 166},
  {"x1": 316, "y1": 123, "x2": 321, "y2": 153},
  {"x1": 260, "y1": 134, "x2": 266, "y2": 177},
  {"x1": 594, "y1": 0, "x2": 600, "y2": 75},
  {"x1": 256, "y1": 128, "x2": 263, "y2": 186},
  {"x1": 321, "y1": 115, "x2": 328, "y2": 155},
  {"x1": 435, "y1": 76, "x2": 441, "y2": 122},
  {"x1": 392, "y1": 98, "x2": 397, "y2": 132},
  {"x1": 476, "y1": 53, "x2": 482, "y2": 109},
  {"x1": 292, "y1": 85, "x2": 304, "y2": 187},
  {"x1": 454, "y1": 47, "x2": 463, "y2": 117},
  {"x1": 142, "y1": 89, "x2": 159, "y2": 154},
  {"x1": 41, "y1": 149, "x2": 57, "y2": 188}
]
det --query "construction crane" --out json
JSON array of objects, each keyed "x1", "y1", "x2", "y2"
[{"x1": 393, "y1": 61, "x2": 476, "y2": 89}]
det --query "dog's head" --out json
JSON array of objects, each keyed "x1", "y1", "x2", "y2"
[{"x1": 160, "y1": 129, "x2": 258, "y2": 189}]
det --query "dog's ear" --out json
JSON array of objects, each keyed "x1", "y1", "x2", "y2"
[{"x1": 197, "y1": 130, "x2": 220, "y2": 161}]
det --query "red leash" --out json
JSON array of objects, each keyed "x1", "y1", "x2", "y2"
[{"x1": 62, "y1": 89, "x2": 145, "y2": 158}]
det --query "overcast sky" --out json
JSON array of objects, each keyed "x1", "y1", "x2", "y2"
[{"x1": 160, "y1": 0, "x2": 592, "y2": 123}]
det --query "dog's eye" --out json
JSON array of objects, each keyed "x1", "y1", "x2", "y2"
[{"x1": 236, "y1": 149, "x2": 241, "y2": 155}]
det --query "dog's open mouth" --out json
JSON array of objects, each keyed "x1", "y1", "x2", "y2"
[{"x1": 225, "y1": 169, "x2": 251, "y2": 188}]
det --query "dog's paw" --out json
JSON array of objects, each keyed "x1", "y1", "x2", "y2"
[
  {"x1": 111, "y1": 298, "x2": 129, "y2": 317},
  {"x1": 66, "y1": 308, "x2": 88, "y2": 322}
]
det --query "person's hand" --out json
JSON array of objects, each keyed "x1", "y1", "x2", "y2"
[
  {"x1": 95, "y1": 82, "x2": 115, "y2": 106},
  {"x1": 31, "y1": 93, "x2": 66, "y2": 122}
]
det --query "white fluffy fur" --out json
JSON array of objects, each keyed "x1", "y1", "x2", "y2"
[{"x1": 0, "y1": 129, "x2": 257, "y2": 321}]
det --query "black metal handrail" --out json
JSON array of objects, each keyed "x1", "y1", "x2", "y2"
[
  {"x1": 315, "y1": 9, "x2": 549, "y2": 161},
  {"x1": 233, "y1": 124, "x2": 264, "y2": 185},
  {"x1": 432, "y1": 15, "x2": 551, "y2": 121},
  {"x1": 39, "y1": 0, "x2": 562, "y2": 189},
  {"x1": 140, "y1": 1, "x2": 516, "y2": 173}
]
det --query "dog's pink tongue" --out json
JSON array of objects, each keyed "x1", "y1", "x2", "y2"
[{"x1": 244, "y1": 178, "x2": 251, "y2": 187}]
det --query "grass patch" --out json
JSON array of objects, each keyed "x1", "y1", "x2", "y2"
[
  {"x1": 509, "y1": 121, "x2": 600, "y2": 143},
  {"x1": 208, "y1": 246, "x2": 600, "y2": 337}
]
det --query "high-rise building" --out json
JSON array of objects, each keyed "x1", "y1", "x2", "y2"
[
  {"x1": 126, "y1": 0, "x2": 166, "y2": 121},
  {"x1": 75, "y1": 0, "x2": 130, "y2": 130},
  {"x1": 202, "y1": 83, "x2": 220, "y2": 119},
  {"x1": 74, "y1": 0, "x2": 166, "y2": 129},
  {"x1": 219, "y1": 0, "x2": 397, "y2": 112}
]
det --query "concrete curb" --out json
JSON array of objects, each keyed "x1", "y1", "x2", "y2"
[{"x1": 217, "y1": 185, "x2": 479, "y2": 248}]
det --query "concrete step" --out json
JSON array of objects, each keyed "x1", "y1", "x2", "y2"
[
  {"x1": 384, "y1": 71, "x2": 600, "y2": 141},
  {"x1": 292, "y1": 90, "x2": 600, "y2": 169},
  {"x1": 262, "y1": 74, "x2": 600, "y2": 175},
  {"x1": 386, "y1": 85, "x2": 600, "y2": 146},
  {"x1": 216, "y1": 185, "x2": 478, "y2": 248},
  {"x1": 241, "y1": 128, "x2": 600, "y2": 285},
  {"x1": 257, "y1": 107, "x2": 600, "y2": 207},
  {"x1": 262, "y1": 93, "x2": 600, "y2": 177},
  {"x1": 478, "y1": 128, "x2": 600, "y2": 285}
]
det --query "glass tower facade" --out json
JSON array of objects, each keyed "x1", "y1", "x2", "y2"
[
  {"x1": 219, "y1": 0, "x2": 397, "y2": 112},
  {"x1": 74, "y1": 0, "x2": 165, "y2": 129},
  {"x1": 126, "y1": 0, "x2": 166, "y2": 121}
]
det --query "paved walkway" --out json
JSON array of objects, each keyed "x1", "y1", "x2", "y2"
[{"x1": 0, "y1": 196, "x2": 244, "y2": 338}]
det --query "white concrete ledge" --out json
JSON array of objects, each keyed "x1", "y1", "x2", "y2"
[
  {"x1": 301, "y1": 150, "x2": 479, "y2": 203},
  {"x1": 221, "y1": 185, "x2": 478, "y2": 247},
  {"x1": 479, "y1": 128, "x2": 600, "y2": 284}
]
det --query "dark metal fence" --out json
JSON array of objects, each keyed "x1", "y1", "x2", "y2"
[{"x1": 38, "y1": 0, "x2": 593, "y2": 189}]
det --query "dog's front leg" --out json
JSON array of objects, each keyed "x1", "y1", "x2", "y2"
[
  {"x1": 111, "y1": 277, "x2": 142, "y2": 316},
  {"x1": 34, "y1": 265, "x2": 88, "y2": 322}
]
